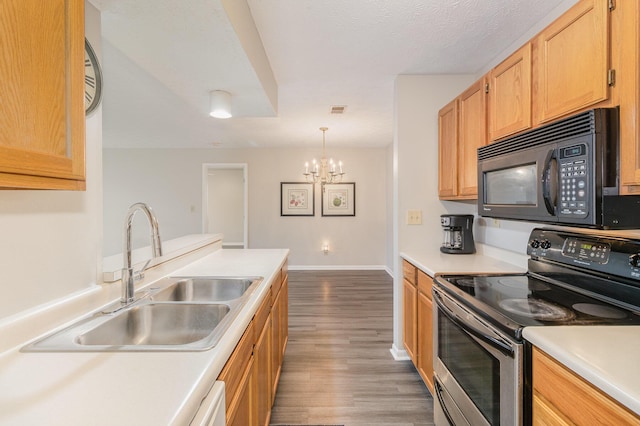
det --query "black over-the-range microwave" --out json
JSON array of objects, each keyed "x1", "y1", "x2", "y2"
[{"x1": 477, "y1": 108, "x2": 640, "y2": 229}]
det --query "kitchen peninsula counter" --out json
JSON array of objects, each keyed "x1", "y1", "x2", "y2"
[{"x1": 0, "y1": 240, "x2": 288, "y2": 425}]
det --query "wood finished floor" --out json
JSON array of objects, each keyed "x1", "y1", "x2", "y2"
[{"x1": 270, "y1": 270, "x2": 434, "y2": 426}]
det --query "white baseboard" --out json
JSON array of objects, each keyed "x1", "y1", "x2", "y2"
[
  {"x1": 289, "y1": 265, "x2": 394, "y2": 278},
  {"x1": 390, "y1": 343, "x2": 410, "y2": 361}
]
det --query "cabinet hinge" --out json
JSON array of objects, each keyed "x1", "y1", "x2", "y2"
[
  {"x1": 484, "y1": 83, "x2": 489, "y2": 94},
  {"x1": 608, "y1": 69, "x2": 616, "y2": 86},
  {"x1": 608, "y1": 0, "x2": 615, "y2": 11}
]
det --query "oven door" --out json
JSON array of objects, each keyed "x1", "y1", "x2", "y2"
[{"x1": 433, "y1": 287, "x2": 523, "y2": 426}]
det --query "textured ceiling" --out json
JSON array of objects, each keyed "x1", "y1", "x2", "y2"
[{"x1": 90, "y1": 0, "x2": 577, "y2": 149}]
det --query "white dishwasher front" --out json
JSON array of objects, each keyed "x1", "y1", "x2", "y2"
[{"x1": 190, "y1": 381, "x2": 225, "y2": 426}]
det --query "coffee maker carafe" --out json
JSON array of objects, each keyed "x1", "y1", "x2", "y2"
[{"x1": 440, "y1": 214, "x2": 475, "y2": 254}]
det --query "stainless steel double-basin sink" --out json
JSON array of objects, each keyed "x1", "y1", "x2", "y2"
[{"x1": 23, "y1": 276, "x2": 262, "y2": 352}]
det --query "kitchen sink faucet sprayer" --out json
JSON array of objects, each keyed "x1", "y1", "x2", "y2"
[{"x1": 121, "y1": 202, "x2": 163, "y2": 304}]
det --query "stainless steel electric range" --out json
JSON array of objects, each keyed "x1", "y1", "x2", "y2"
[{"x1": 432, "y1": 228, "x2": 640, "y2": 426}]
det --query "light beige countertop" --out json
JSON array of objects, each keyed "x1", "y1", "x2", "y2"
[
  {"x1": 400, "y1": 242, "x2": 528, "y2": 277},
  {"x1": 523, "y1": 326, "x2": 640, "y2": 416},
  {"x1": 0, "y1": 241, "x2": 288, "y2": 425}
]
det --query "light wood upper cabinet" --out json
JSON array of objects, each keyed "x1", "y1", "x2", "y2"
[
  {"x1": 535, "y1": 0, "x2": 610, "y2": 124},
  {"x1": 458, "y1": 78, "x2": 488, "y2": 197},
  {"x1": 438, "y1": 99, "x2": 458, "y2": 199},
  {"x1": 489, "y1": 43, "x2": 532, "y2": 141},
  {"x1": 438, "y1": 78, "x2": 488, "y2": 200},
  {"x1": 614, "y1": 0, "x2": 640, "y2": 192},
  {"x1": 0, "y1": 0, "x2": 86, "y2": 190}
]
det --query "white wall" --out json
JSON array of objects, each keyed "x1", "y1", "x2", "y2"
[
  {"x1": 0, "y1": 2, "x2": 103, "y2": 321},
  {"x1": 395, "y1": 75, "x2": 476, "y2": 254},
  {"x1": 103, "y1": 146, "x2": 390, "y2": 268}
]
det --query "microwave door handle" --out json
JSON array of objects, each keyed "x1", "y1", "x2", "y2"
[
  {"x1": 542, "y1": 149, "x2": 557, "y2": 215},
  {"x1": 434, "y1": 292, "x2": 514, "y2": 357}
]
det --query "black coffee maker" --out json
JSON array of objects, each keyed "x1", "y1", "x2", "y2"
[{"x1": 440, "y1": 214, "x2": 476, "y2": 254}]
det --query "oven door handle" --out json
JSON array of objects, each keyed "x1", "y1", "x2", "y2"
[
  {"x1": 434, "y1": 379, "x2": 457, "y2": 426},
  {"x1": 435, "y1": 293, "x2": 515, "y2": 357}
]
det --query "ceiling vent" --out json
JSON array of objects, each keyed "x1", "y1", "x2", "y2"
[{"x1": 330, "y1": 105, "x2": 346, "y2": 114}]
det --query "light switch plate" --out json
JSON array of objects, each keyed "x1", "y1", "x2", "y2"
[{"x1": 407, "y1": 209, "x2": 422, "y2": 225}]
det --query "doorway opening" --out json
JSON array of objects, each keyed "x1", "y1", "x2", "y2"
[{"x1": 202, "y1": 163, "x2": 248, "y2": 248}]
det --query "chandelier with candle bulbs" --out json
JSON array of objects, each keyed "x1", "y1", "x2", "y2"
[{"x1": 303, "y1": 127, "x2": 345, "y2": 183}]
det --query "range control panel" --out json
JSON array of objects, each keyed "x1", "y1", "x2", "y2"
[
  {"x1": 558, "y1": 143, "x2": 589, "y2": 218},
  {"x1": 527, "y1": 228, "x2": 640, "y2": 281},
  {"x1": 562, "y1": 237, "x2": 610, "y2": 264}
]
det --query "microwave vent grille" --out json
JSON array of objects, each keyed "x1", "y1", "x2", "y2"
[{"x1": 478, "y1": 110, "x2": 597, "y2": 160}]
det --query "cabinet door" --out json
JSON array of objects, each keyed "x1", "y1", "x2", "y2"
[
  {"x1": 536, "y1": 0, "x2": 610, "y2": 123},
  {"x1": 280, "y1": 275, "x2": 289, "y2": 359},
  {"x1": 489, "y1": 44, "x2": 532, "y2": 141},
  {"x1": 0, "y1": 0, "x2": 85, "y2": 190},
  {"x1": 227, "y1": 357, "x2": 256, "y2": 426},
  {"x1": 402, "y1": 278, "x2": 417, "y2": 362},
  {"x1": 458, "y1": 78, "x2": 487, "y2": 197},
  {"x1": 270, "y1": 288, "x2": 282, "y2": 403},
  {"x1": 255, "y1": 315, "x2": 272, "y2": 426},
  {"x1": 438, "y1": 99, "x2": 458, "y2": 198},
  {"x1": 416, "y1": 289, "x2": 433, "y2": 395}
]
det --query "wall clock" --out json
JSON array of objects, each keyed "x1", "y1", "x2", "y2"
[{"x1": 84, "y1": 38, "x2": 103, "y2": 116}]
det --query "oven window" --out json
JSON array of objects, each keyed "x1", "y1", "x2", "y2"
[
  {"x1": 484, "y1": 163, "x2": 537, "y2": 205},
  {"x1": 439, "y1": 310, "x2": 501, "y2": 425}
]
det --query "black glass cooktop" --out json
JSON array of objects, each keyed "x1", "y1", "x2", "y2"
[{"x1": 437, "y1": 273, "x2": 640, "y2": 330}]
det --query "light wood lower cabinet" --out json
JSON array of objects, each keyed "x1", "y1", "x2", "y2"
[
  {"x1": 253, "y1": 287, "x2": 272, "y2": 426},
  {"x1": 218, "y1": 259, "x2": 288, "y2": 425},
  {"x1": 402, "y1": 278, "x2": 417, "y2": 363},
  {"x1": 219, "y1": 320, "x2": 256, "y2": 425},
  {"x1": 416, "y1": 270, "x2": 434, "y2": 395},
  {"x1": 402, "y1": 260, "x2": 418, "y2": 363},
  {"x1": 532, "y1": 347, "x2": 640, "y2": 425},
  {"x1": 271, "y1": 272, "x2": 288, "y2": 403},
  {"x1": 402, "y1": 260, "x2": 434, "y2": 395}
]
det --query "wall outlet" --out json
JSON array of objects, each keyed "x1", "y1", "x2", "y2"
[{"x1": 407, "y1": 209, "x2": 422, "y2": 225}]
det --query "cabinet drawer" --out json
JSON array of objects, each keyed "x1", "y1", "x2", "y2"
[
  {"x1": 402, "y1": 260, "x2": 417, "y2": 285},
  {"x1": 254, "y1": 289, "x2": 271, "y2": 338},
  {"x1": 533, "y1": 347, "x2": 640, "y2": 425},
  {"x1": 417, "y1": 269, "x2": 432, "y2": 300},
  {"x1": 218, "y1": 320, "x2": 255, "y2": 412}
]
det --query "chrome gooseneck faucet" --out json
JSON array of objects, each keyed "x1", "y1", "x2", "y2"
[{"x1": 121, "y1": 202, "x2": 163, "y2": 304}]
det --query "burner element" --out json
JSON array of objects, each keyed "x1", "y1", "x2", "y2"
[
  {"x1": 497, "y1": 277, "x2": 550, "y2": 291},
  {"x1": 572, "y1": 303, "x2": 627, "y2": 319},
  {"x1": 455, "y1": 278, "x2": 489, "y2": 289},
  {"x1": 498, "y1": 298, "x2": 575, "y2": 321}
]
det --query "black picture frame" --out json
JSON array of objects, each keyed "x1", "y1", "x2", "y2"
[
  {"x1": 321, "y1": 182, "x2": 355, "y2": 216},
  {"x1": 280, "y1": 182, "x2": 315, "y2": 216}
]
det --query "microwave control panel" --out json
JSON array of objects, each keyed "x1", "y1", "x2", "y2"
[{"x1": 558, "y1": 143, "x2": 588, "y2": 218}]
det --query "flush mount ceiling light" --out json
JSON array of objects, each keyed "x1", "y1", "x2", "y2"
[
  {"x1": 209, "y1": 90, "x2": 232, "y2": 119},
  {"x1": 303, "y1": 127, "x2": 345, "y2": 184}
]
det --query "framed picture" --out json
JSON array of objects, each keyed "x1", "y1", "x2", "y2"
[
  {"x1": 281, "y1": 182, "x2": 315, "y2": 216},
  {"x1": 322, "y1": 182, "x2": 355, "y2": 216}
]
